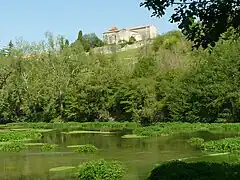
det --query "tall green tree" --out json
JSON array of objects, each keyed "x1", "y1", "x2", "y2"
[
  {"x1": 59, "y1": 36, "x2": 65, "y2": 51},
  {"x1": 8, "y1": 40, "x2": 14, "y2": 49},
  {"x1": 7, "y1": 40, "x2": 14, "y2": 55},
  {"x1": 83, "y1": 33, "x2": 104, "y2": 48},
  {"x1": 140, "y1": 0, "x2": 240, "y2": 49},
  {"x1": 73, "y1": 31, "x2": 103, "y2": 52},
  {"x1": 65, "y1": 39, "x2": 70, "y2": 47},
  {"x1": 77, "y1": 30, "x2": 83, "y2": 41}
]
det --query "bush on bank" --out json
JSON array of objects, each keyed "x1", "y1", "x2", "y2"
[
  {"x1": 76, "y1": 159, "x2": 125, "y2": 180},
  {"x1": 147, "y1": 161, "x2": 240, "y2": 180}
]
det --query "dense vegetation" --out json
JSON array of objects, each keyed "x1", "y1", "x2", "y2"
[
  {"x1": 141, "y1": 0, "x2": 240, "y2": 49},
  {"x1": 147, "y1": 161, "x2": 240, "y2": 180},
  {"x1": 0, "y1": 130, "x2": 42, "y2": 152},
  {"x1": 0, "y1": 30, "x2": 240, "y2": 125},
  {"x1": 0, "y1": 142, "x2": 27, "y2": 152},
  {"x1": 77, "y1": 159, "x2": 125, "y2": 180},
  {"x1": 202, "y1": 137, "x2": 240, "y2": 153},
  {"x1": 0, "y1": 131, "x2": 42, "y2": 142},
  {"x1": 187, "y1": 136, "x2": 240, "y2": 153}
]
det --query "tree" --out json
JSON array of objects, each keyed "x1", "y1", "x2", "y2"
[
  {"x1": 59, "y1": 36, "x2": 65, "y2": 51},
  {"x1": 81, "y1": 39, "x2": 91, "y2": 52},
  {"x1": 140, "y1": 0, "x2": 240, "y2": 49},
  {"x1": 0, "y1": 48, "x2": 9, "y2": 56},
  {"x1": 8, "y1": 40, "x2": 14, "y2": 49},
  {"x1": 65, "y1": 39, "x2": 70, "y2": 47},
  {"x1": 71, "y1": 30, "x2": 89, "y2": 52},
  {"x1": 83, "y1": 33, "x2": 104, "y2": 48},
  {"x1": 6, "y1": 40, "x2": 14, "y2": 55},
  {"x1": 73, "y1": 31, "x2": 104, "y2": 52},
  {"x1": 77, "y1": 30, "x2": 83, "y2": 41}
]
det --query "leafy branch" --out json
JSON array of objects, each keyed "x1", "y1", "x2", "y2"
[{"x1": 140, "y1": 0, "x2": 240, "y2": 49}]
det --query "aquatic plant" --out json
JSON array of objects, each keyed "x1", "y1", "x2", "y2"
[
  {"x1": 202, "y1": 137, "x2": 240, "y2": 153},
  {"x1": 9, "y1": 128, "x2": 53, "y2": 133},
  {"x1": 49, "y1": 166, "x2": 77, "y2": 179},
  {"x1": 0, "y1": 131, "x2": 42, "y2": 142},
  {"x1": 147, "y1": 161, "x2": 240, "y2": 180},
  {"x1": 49, "y1": 166, "x2": 76, "y2": 172},
  {"x1": 73, "y1": 144, "x2": 98, "y2": 153},
  {"x1": 41, "y1": 144, "x2": 57, "y2": 152},
  {"x1": 0, "y1": 142, "x2": 27, "y2": 152},
  {"x1": 24, "y1": 143, "x2": 46, "y2": 146},
  {"x1": 133, "y1": 122, "x2": 240, "y2": 137},
  {"x1": 121, "y1": 134, "x2": 147, "y2": 138},
  {"x1": 62, "y1": 130, "x2": 114, "y2": 135},
  {"x1": 77, "y1": 159, "x2": 125, "y2": 180},
  {"x1": 187, "y1": 137, "x2": 205, "y2": 149}
]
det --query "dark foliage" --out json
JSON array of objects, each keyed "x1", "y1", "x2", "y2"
[
  {"x1": 72, "y1": 30, "x2": 104, "y2": 52},
  {"x1": 148, "y1": 161, "x2": 240, "y2": 180},
  {"x1": 140, "y1": 0, "x2": 240, "y2": 49}
]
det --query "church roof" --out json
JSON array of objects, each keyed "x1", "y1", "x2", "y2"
[
  {"x1": 108, "y1": 26, "x2": 118, "y2": 31},
  {"x1": 103, "y1": 24, "x2": 155, "y2": 34}
]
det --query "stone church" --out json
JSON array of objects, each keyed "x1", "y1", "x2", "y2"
[{"x1": 103, "y1": 25, "x2": 157, "y2": 44}]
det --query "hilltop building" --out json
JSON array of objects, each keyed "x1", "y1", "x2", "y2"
[{"x1": 103, "y1": 25, "x2": 157, "y2": 44}]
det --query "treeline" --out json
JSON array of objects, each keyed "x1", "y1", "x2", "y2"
[
  {"x1": 0, "y1": 30, "x2": 240, "y2": 124},
  {"x1": 0, "y1": 30, "x2": 104, "y2": 56},
  {"x1": 71, "y1": 30, "x2": 104, "y2": 52}
]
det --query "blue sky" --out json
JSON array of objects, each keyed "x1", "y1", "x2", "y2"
[{"x1": 0, "y1": 0, "x2": 177, "y2": 47}]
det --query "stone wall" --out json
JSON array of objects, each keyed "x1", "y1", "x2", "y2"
[{"x1": 93, "y1": 40, "x2": 152, "y2": 54}]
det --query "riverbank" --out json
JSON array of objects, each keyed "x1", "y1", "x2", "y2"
[{"x1": 3, "y1": 122, "x2": 240, "y2": 137}]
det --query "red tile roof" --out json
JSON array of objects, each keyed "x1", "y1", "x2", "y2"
[{"x1": 104, "y1": 24, "x2": 155, "y2": 34}]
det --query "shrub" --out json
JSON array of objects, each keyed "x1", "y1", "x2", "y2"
[
  {"x1": 77, "y1": 159, "x2": 125, "y2": 180},
  {"x1": 147, "y1": 161, "x2": 240, "y2": 180},
  {"x1": 74, "y1": 144, "x2": 98, "y2": 153}
]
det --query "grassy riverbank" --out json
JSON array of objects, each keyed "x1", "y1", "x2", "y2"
[{"x1": 4, "y1": 122, "x2": 240, "y2": 137}]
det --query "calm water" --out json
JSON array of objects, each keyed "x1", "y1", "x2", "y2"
[{"x1": 0, "y1": 130, "x2": 234, "y2": 180}]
